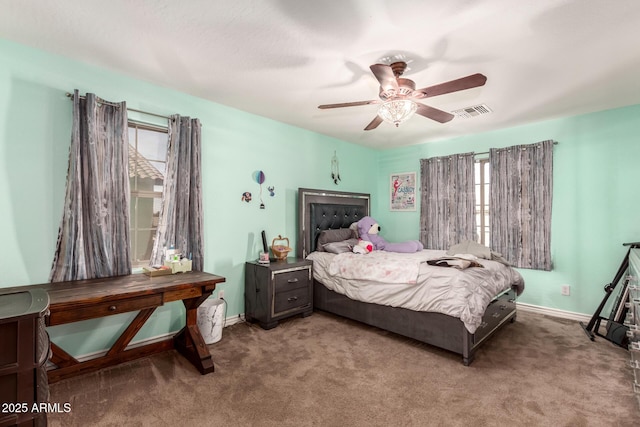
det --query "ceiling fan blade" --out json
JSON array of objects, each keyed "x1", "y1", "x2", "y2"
[
  {"x1": 416, "y1": 103, "x2": 455, "y2": 123},
  {"x1": 370, "y1": 64, "x2": 399, "y2": 92},
  {"x1": 415, "y1": 73, "x2": 487, "y2": 99},
  {"x1": 364, "y1": 115, "x2": 383, "y2": 131},
  {"x1": 318, "y1": 100, "x2": 377, "y2": 109}
]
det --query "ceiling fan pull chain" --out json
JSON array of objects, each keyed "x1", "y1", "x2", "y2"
[{"x1": 331, "y1": 151, "x2": 341, "y2": 185}]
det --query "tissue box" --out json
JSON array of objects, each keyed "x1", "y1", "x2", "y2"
[{"x1": 164, "y1": 259, "x2": 192, "y2": 274}]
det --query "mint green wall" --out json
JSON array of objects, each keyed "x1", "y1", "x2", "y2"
[
  {"x1": 375, "y1": 104, "x2": 640, "y2": 316},
  {"x1": 0, "y1": 39, "x2": 376, "y2": 356}
]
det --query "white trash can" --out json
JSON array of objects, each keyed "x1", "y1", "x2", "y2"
[{"x1": 197, "y1": 298, "x2": 225, "y2": 344}]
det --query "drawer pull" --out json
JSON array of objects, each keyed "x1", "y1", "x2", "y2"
[
  {"x1": 287, "y1": 278, "x2": 299, "y2": 283},
  {"x1": 108, "y1": 305, "x2": 117, "y2": 311},
  {"x1": 287, "y1": 296, "x2": 298, "y2": 302}
]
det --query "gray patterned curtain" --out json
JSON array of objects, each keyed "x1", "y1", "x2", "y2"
[
  {"x1": 50, "y1": 90, "x2": 131, "y2": 282},
  {"x1": 150, "y1": 115, "x2": 204, "y2": 271},
  {"x1": 489, "y1": 140, "x2": 553, "y2": 270},
  {"x1": 419, "y1": 152, "x2": 476, "y2": 249}
]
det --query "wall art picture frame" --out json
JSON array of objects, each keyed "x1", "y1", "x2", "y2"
[{"x1": 390, "y1": 172, "x2": 417, "y2": 211}]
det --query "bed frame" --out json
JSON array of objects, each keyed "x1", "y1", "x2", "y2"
[{"x1": 297, "y1": 187, "x2": 517, "y2": 366}]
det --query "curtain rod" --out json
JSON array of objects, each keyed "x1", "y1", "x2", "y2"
[
  {"x1": 65, "y1": 92, "x2": 170, "y2": 120},
  {"x1": 474, "y1": 141, "x2": 558, "y2": 157}
]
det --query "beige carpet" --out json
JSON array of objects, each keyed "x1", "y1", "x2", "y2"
[{"x1": 48, "y1": 310, "x2": 640, "y2": 426}]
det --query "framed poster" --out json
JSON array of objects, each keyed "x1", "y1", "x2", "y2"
[{"x1": 390, "y1": 172, "x2": 417, "y2": 211}]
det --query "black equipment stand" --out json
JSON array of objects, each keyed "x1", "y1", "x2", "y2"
[{"x1": 580, "y1": 242, "x2": 640, "y2": 348}]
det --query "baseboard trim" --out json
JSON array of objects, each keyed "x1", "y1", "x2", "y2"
[
  {"x1": 517, "y1": 302, "x2": 591, "y2": 323},
  {"x1": 223, "y1": 314, "x2": 245, "y2": 327}
]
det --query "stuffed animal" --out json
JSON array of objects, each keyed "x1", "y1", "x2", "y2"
[
  {"x1": 352, "y1": 239, "x2": 373, "y2": 254},
  {"x1": 356, "y1": 216, "x2": 423, "y2": 253}
]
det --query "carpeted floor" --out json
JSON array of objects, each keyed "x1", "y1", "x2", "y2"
[{"x1": 48, "y1": 310, "x2": 640, "y2": 426}]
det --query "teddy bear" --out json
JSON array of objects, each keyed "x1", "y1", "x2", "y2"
[{"x1": 356, "y1": 216, "x2": 424, "y2": 253}]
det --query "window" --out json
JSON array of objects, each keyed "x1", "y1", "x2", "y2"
[
  {"x1": 128, "y1": 122, "x2": 168, "y2": 268},
  {"x1": 474, "y1": 158, "x2": 490, "y2": 246}
]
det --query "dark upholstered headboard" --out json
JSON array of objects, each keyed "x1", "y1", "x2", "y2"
[
  {"x1": 309, "y1": 203, "x2": 366, "y2": 251},
  {"x1": 297, "y1": 188, "x2": 370, "y2": 258}
]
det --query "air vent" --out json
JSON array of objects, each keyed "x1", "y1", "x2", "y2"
[{"x1": 452, "y1": 104, "x2": 492, "y2": 118}]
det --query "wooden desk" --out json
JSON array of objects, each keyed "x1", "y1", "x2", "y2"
[{"x1": 1, "y1": 271, "x2": 225, "y2": 383}]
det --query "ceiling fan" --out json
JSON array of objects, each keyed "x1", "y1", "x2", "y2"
[{"x1": 318, "y1": 61, "x2": 487, "y2": 131}]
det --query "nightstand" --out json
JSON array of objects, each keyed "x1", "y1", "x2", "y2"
[{"x1": 244, "y1": 258, "x2": 313, "y2": 329}]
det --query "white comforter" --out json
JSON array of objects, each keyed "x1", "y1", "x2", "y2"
[{"x1": 307, "y1": 249, "x2": 525, "y2": 334}]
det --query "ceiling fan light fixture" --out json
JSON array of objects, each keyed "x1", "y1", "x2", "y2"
[{"x1": 377, "y1": 100, "x2": 417, "y2": 127}]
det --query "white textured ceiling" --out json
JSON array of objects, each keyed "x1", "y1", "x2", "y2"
[{"x1": 1, "y1": 0, "x2": 640, "y2": 149}]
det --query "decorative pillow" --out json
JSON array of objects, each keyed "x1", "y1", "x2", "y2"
[
  {"x1": 316, "y1": 228, "x2": 356, "y2": 251},
  {"x1": 349, "y1": 221, "x2": 359, "y2": 238},
  {"x1": 323, "y1": 238, "x2": 359, "y2": 254}
]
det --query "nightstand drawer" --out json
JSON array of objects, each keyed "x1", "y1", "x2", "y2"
[
  {"x1": 274, "y1": 287, "x2": 311, "y2": 315},
  {"x1": 274, "y1": 268, "x2": 311, "y2": 292}
]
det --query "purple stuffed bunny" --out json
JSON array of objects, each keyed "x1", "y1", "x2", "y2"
[{"x1": 356, "y1": 216, "x2": 423, "y2": 253}]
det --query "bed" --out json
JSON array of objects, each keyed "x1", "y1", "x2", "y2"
[{"x1": 297, "y1": 187, "x2": 525, "y2": 365}]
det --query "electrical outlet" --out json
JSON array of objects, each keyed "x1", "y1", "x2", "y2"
[
  {"x1": 561, "y1": 285, "x2": 571, "y2": 296},
  {"x1": 218, "y1": 290, "x2": 225, "y2": 300}
]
